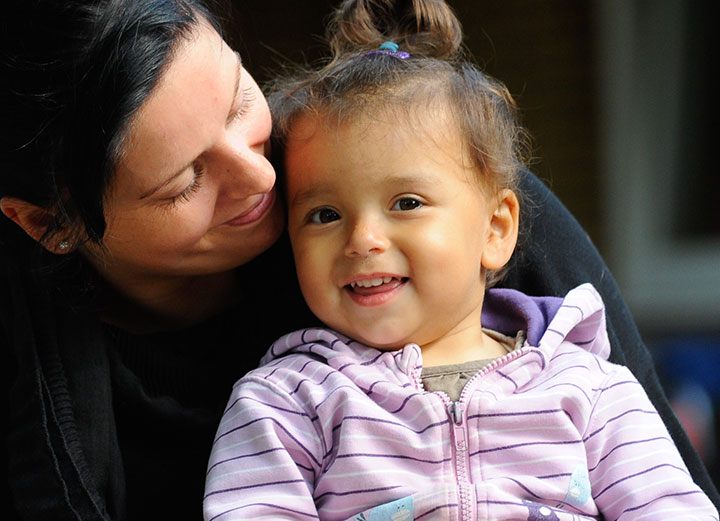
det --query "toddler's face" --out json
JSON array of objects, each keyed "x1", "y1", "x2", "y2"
[{"x1": 284, "y1": 109, "x2": 515, "y2": 352}]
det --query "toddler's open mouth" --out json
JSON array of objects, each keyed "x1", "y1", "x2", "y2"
[{"x1": 347, "y1": 277, "x2": 407, "y2": 295}]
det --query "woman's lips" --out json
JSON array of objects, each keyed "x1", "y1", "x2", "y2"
[{"x1": 223, "y1": 190, "x2": 276, "y2": 227}]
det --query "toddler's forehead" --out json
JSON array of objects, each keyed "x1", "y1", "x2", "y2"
[
  {"x1": 282, "y1": 105, "x2": 486, "y2": 195},
  {"x1": 286, "y1": 101, "x2": 461, "y2": 146}
]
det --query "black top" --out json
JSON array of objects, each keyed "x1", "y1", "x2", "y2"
[
  {"x1": 3, "y1": 171, "x2": 718, "y2": 520},
  {"x1": 104, "y1": 309, "x2": 260, "y2": 520},
  {"x1": 103, "y1": 248, "x2": 315, "y2": 520}
]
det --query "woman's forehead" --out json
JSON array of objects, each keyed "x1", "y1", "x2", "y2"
[{"x1": 117, "y1": 23, "x2": 236, "y2": 191}]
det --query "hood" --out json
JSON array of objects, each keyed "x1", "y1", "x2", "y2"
[
  {"x1": 261, "y1": 283, "x2": 610, "y2": 370},
  {"x1": 482, "y1": 283, "x2": 609, "y2": 360}
]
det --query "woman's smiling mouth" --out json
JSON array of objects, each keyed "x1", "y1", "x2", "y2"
[{"x1": 223, "y1": 190, "x2": 276, "y2": 227}]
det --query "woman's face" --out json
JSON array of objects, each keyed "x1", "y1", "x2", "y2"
[{"x1": 83, "y1": 22, "x2": 283, "y2": 293}]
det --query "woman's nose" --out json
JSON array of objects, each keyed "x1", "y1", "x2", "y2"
[
  {"x1": 212, "y1": 136, "x2": 275, "y2": 198},
  {"x1": 344, "y1": 219, "x2": 390, "y2": 257}
]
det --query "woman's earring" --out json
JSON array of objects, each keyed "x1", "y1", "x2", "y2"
[{"x1": 58, "y1": 240, "x2": 70, "y2": 251}]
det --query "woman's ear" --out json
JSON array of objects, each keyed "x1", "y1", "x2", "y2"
[
  {"x1": 481, "y1": 189, "x2": 520, "y2": 271},
  {"x1": 0, "y1": 197, "x2": 71, "y2": 254}
]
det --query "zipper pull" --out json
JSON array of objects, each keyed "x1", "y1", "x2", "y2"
[{"x1": 450, "y1": 401, "x2": 464, "y2": 425}]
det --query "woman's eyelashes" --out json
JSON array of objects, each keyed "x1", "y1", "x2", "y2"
[
  {"x1": 230, "y1": 87, "x2": 256, "y2": 123},
  {"x1": 165, "y1": 163, "x2": 205, "y2": 208}
]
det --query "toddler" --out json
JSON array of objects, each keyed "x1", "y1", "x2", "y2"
[{"x1": 204, "y1": 1, "x2": 718, "y2": 519}]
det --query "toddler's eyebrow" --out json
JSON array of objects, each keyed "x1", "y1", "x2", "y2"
[
  {"x1": 383, "y1": 174, "x2": 436, "y2": 188},
  {"x1": 290, "y1": 184, "x2": 333, "y2": 209},
  {"x1": 290, "y1": 173, "x2": 438, "y2": 208}
]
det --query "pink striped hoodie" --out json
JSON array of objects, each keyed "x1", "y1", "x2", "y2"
[{"x1": 204, "y1": 284, "x2": 718, "y2": 520}]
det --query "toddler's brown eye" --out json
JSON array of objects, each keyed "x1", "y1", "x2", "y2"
[
  {"x1": 393, "y1": 198, "x2": 422, "y2": 211},
  {"x1": 308, "y1": 207, "x2": 341, "y2": 223}
]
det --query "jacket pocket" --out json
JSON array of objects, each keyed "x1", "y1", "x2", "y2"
[{"x1": 345, "y1": 495, "x2": 414, "y2": 521}]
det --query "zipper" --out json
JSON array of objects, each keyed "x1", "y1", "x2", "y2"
[
  {"x1": 456, "y1": 345, "x2": 533, "y2": 404},
  {"x1": 448, "y1": 400, "x2": 474, "y2": 521},
  {"x1": 416, "y1": 346, "x2": 536, "y2": 520},
  {"x1": 442, "y1": 347, "x2": 535, "y2": 520}
]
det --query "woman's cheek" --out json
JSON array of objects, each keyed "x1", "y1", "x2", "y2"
[
  {"x1": 173, "y1": 206, "x2": 218, "y2": 246},
  {"x1": 137, "y1": 203, "x2": 215, "y2": 253}
]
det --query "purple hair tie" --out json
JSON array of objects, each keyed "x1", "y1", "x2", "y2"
[{"x1": 362, "y1": 41, "x2": 410, "y2": 59}]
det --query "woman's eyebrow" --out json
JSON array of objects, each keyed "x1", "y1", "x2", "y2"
[
  {"x1": 225, "y1": 51, "x2": 243, "y2": 124},
  {"x1": 139, "y1": 162, "x2": 192, "y2": 200}
]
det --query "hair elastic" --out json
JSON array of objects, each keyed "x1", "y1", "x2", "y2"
[{"x1": 362, "y1": 41, "x2": 410, "y2": 59}]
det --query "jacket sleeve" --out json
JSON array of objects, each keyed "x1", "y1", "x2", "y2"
[
  {"x1": 585, "y1": 365, "x2": 718, "y2": 520},
  {"x1": 203, "y1": 376, "x2": 323, "y2": 521},
  {"x1": 502, "y1": 170, "x2": 719, "y2": 508}
]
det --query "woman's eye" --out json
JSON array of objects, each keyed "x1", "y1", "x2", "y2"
[
  {"x1": 230, "y1": 87, "x2": 255, "y2": 123},
  {"x1": 165, "y1": 163, "x2": 204, "y2": 208},
  {"x1": 308, "y1": 208, "x2": 340, "y2": 224},
  {"x1": 392, "y1": 197, "x2": 423, "y2": 211}
]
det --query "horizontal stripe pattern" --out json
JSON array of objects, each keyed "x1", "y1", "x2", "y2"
[{"x1": 204, "y1": 284, "x2": 717, "y2": 520}]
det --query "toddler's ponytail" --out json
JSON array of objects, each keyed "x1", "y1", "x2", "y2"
[{"x1": 327, "y1": 0, "x2": 463, "y2": 60}]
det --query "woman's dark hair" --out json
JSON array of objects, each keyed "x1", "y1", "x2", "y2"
[
  {"x1": 1, "y1": 0, "x2": 222, "y2": 250},
  {"x1": 268, "y1": 0, "x2": 531, "y2": 286}
]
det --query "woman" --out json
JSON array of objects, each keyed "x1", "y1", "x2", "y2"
[{"x1": 1, "y1": 0, "x2": 716, "y2": 519}]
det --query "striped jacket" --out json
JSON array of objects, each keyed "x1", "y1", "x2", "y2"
[{"x1": 204, "y1": 284, "x2": 718, "y2": 521}]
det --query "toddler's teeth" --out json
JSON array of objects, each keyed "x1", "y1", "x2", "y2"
[{"x1": 350, "y1": 277, "x2": 396, "y2": 289}]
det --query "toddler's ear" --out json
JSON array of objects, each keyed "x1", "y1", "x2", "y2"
[{"x1": 481, "y1": 189, "x2": 519, "y2": 270}]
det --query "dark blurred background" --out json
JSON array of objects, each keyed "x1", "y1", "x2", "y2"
[{"x1": 226, "y1": 0, "x2": 719, "y2": 486}]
